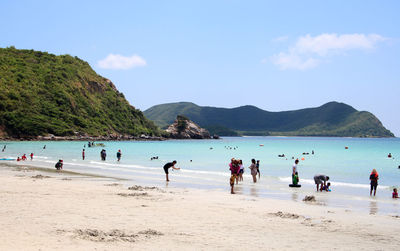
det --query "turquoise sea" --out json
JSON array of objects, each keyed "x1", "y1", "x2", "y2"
[{"x1": 1, "y1": 137, "x2": 400, "y2": 215}]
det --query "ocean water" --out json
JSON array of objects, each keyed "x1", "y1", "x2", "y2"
[{"x1": 1, "y1": 137, "x2": 400, "y2": 215}]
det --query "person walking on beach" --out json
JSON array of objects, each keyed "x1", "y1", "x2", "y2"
[
  {"x1": 117, "y1": 150, "x2": 122, "y2": 162},
  {"x1": 163, "y1": 160, "x2": 179, "y2": 182},
  {"x1": 314, "y1": 174, "x2": 329, "y2": 192},
  {"x1": 30, "y1": 153, "x2": 33, "y2": 160},
  {"x1": 82, "y1": 149, "x2": 85, "y2": 160},
  {"x1": 370, "y1": 169, "x2": 379, "y2": 196},
  {"x1": 249, "y1": 159, "x2": 258, "y2": 183},
  {"x1": 229, "y1": 158, "x2": 240, "y2": 194}
]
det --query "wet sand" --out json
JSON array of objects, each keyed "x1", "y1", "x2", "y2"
[{"x1": 0, "y1": 164, "x2": 399, "y2": 250}]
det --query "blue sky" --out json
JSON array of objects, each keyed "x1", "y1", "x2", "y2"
[{"x1": 1, "y1": 0, "x2": 399, "y2": 135}]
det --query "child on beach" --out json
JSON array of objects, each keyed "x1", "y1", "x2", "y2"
[
  {"x1": 82, "y1": 149, "x2": 85, "y2": 160},
  {"x1": 256, "y1": 160, "x2": 260, "y2": 179},
  {"x1": 393, "y1": 188, "x2": 398, "y2": 198},
  {"x1": 229, "y1": 158, "x2": 240, "y2": 194},
  {"x1": 30, "y1": 153, "x2": 33, "y2": 160},
  {"x1": 370, "y1": 169, "x2": 379, "y2": 196},
  {"x1": 321, "y1": 182, "x2": 331, "y2": 192},
  {"x1": 292, "y1": 172, "x2": 299, "y2": 185},
  {"x1": 55, "y1": 160, "x2": 63, "y2": 170}
]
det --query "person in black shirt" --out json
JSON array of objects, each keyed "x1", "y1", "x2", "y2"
[
  {"x1": 370, "y1": 169, "x2": 379, "y2": 196},
  {"x1": 163, "y1": 160, "x2": 179, "y2": 182}
]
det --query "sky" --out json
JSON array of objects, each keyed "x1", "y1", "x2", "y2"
[{"x1": 1, "y1": 0, "x2": 399, "y2": 135}]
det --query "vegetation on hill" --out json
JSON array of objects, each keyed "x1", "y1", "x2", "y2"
[
  {"x1": 0, "y1": 47, "x2": 162, "y2": 138},
  {"x1": 144, "y1": 102, "x2": 394, "y2": 137}
]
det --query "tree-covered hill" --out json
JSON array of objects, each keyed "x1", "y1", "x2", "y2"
[
  {"x1": 0, "y1": 47, "x2": 161, "y2": 138},
  {"x1": 144, "y1": 102, "x2": 394, "y2": 137}
]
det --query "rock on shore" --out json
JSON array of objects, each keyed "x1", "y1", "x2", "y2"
[{"x1": 166, "y1": 115, "x2": 211, "y2": 139}]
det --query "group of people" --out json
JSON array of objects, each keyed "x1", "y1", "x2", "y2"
[
  {"x1": 368, "y1": 168, "x2": 398, "y2": 199},
  {"x1": 16, "y1": 153, "x2": 33, "y2": 162},
  {"x1": 228, "y1": 158, "x2": 260, "y2": 194}
]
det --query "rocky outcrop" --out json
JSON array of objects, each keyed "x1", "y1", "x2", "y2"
[{"x1": 166, "y1": 115, "x2": 211, "y2": 139}]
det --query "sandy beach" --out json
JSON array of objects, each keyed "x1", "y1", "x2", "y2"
[{"x1": 0, "y1": 164, "x2": 399, "y2": 251}]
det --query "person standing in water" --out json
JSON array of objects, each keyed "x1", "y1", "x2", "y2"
[
  {"x1": 117, "y1": 150, "x2": 122, "y2": 161},
  {"x1": 370, "y1": 169, "x2": 379, "y2": 196},
  {"x1": 249, "y1": 159, "x2": 258, "y2": 183},
  {"x1": 256, "y1": 160, "x2": 260, "y2": 179},
  {"x1": 238, "y1": 159, "x2": 244, "y2": 182},
  {"x1": 163, "y1": 160, "x2": 179, "y2": 182},
  {"x1": 292, "y1": 159, "x2": 299, "y2": 179},
  {"x1": 82, "y1": 149, "x2": 85, "y2": 160},
  {"x1": 30, "y1": 153, "x2": 33, "y2": 160},
  {"x1": 100, "y1": 149, "x2": 106, "y2": 161}
]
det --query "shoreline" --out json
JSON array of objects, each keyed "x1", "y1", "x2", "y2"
[
  {"x1": 1, "y1": 162, "x2": 400, "y2": 250},
  {"x1": 2, "y1": 161, "x2": 399, "y2": 217}
]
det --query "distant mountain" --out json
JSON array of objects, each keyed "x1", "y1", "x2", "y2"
[
  {"x1": 144, "y1": 102, "x2": 394, "y2": 137},
  {"x1": 0, "y1": 47, "x2": 162, "y2": 138}
]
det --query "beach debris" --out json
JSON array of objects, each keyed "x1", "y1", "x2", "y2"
[
  {"x1": 117, "y1": 192, "x2": 149, "y2": 197},
  {"x1": 303, "y1": 195, "x2": 316, "y2": 202},
  {"x1": 138, "y1": 229, "x2": 164, "y2": 236},
  {"x1": 74, "y1": 229, "x2": 137, "y2": 242},
  {"x1": 128, "y1": 185, "x2": 159, "y2": 191},
  {"x1": 269, "y1": 211, "x2": 303, "y2": 219},
  {"x1": 31, "y1": 174, "x2": 51, "y2": 179},
  {"x1": 104, "y1": 183, "x2": 121, "y2": 186}
]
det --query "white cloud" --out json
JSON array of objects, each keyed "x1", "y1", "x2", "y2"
[
  {"x1": 271, "y1": 53, "x2": 319, "y2": 70},
  {"x1": 270, "y1": 33, "x2": 387, "y2": 70},
  {"x1": 98, "y1": 54, "x2": 147, "y2": 70}
]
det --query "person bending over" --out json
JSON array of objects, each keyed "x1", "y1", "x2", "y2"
[
  {"x1": 163, "y1": 160, "x2": 179, "y2": 182},
  {"x1": 313, "y1": 174, "x2": 329, "y2": 192}
]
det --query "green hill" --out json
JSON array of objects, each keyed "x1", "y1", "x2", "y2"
[
  {"x1": 0, "y1": 47, "x2": 162, "y2": 138},
  {"x1": 144, "y1": 102, "x2": 394, "y2": 137}
]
